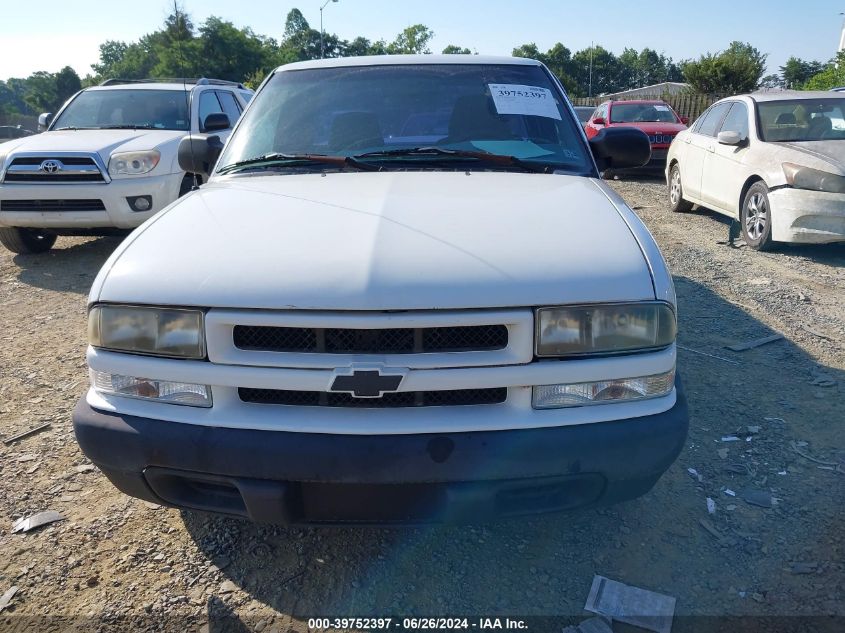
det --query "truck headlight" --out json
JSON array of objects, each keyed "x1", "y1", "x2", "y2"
[
  {"x1": 783, "y1": 163, "x2": 845, "y2": 194},
  {"x1": 108, "y1": 150, "x2": 160, "y2": 175},
  {"x1": 88, "y1": 305, "x2": 205, "y2": 359},
  {"x1": 536, "y1": 302, "x2": 676, "y2": 357}
]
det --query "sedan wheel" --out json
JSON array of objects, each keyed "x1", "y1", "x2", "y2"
[
  {"x1": 668, "y1": 164, "x2": 693, "y2": 213},
  {"x1": 741, "y1": 182, "x2": 774, "y2": 251}
]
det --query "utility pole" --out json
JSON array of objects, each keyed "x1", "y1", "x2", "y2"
[
  {"x1": 320, "y1": 0, "x2": 339, "y2": 59},
  {"x1": 588, "y1": 42, "x2": 594, "y2": 98}
]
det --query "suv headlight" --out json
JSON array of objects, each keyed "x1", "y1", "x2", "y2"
[
  {"x1": 88, "y1": 305, "x2": 205, "y2": 358},
  {"x1": 536, "y1": 302, "x2": 676, "y2": 357},
  {"x1": 108, "y1": 150, "x2": 160, "y2": 176},
  {"x1": 783, "y1": 163, "x2": 845, "y2": 194}
]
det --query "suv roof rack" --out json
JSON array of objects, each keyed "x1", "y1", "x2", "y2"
[{"x1": 99, "y1": 77, "x2": 246, "y2": 89}]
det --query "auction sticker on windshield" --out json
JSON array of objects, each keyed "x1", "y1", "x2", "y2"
[{"x1": 488, "y1": 84, "x2": 561, "y2": 120}]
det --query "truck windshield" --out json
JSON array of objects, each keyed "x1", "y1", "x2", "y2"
[
  {"x1": 52, "y1": 89, "x2": 190, "y2": 131},
  {"x1": 218, "y1": 63, "x2": 590, "y2": 173}
]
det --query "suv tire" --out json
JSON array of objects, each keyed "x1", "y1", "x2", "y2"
[{"x1": 0, "y1": 227, "x2": 58, "y2": 254}]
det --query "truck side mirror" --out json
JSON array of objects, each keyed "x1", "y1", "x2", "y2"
[
  {"x1": 178, "y1": 134, "x2": 225, "y2": 179},
  {"x1": 202, "y1": 113, "x2": 230, "y2": 133},
  {"x1": 38, "y1": 112, "x2": 53, "y2": 131},
  {"x1": 589, "y1": 127, "x2": 651, "y2": 171}
]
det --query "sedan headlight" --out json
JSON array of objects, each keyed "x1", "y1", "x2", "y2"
[
  {"x1": 536, "y1": 302, "x2": 676, "y2": 357},
  {"x1": 88, "y1": 305, "x2": 205, "y2": 358},
  {"x1": 108, "y1": 150, "x2": 160, "y2": 176},
  {"x1": 783, "y1": 163, "x2": 845, "y2": 194}
]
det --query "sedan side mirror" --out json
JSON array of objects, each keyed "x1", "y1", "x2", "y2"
[
  {"x1": 203, "y1": 113, "x2": 230, "y2": 133},
  {"x1": 38, "y1": 112, "x2": 53, "y2": 131},
  {"x1": 178, "y1": 134, "x2": 225, "y2": 178},
  {"x1": 592, "y1": 116, "x2": 605, "y2": 126},
  {"x1": 589, "y1": 127, "x2": 651, "y2": 171},
  {"x1": 717, "y1": 130, "x2": 743, "y2": 146}
]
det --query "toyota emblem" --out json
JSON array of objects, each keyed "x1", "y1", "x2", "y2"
[{"x1": 39, "y1": 160, "x2": 62, "y2": 173}]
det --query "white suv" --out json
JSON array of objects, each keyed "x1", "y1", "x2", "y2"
[
  {"x1": 73, "y1": 56, "x2": 688, "y2": 526},
  {"x1": 0, "y1": 78, "x2": 252, "y2": 254}
]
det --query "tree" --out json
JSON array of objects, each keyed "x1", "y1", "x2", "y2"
[
  {"x1": 442, "y1": 45, "x2": 471, "y2": 55},
  {"x1": 682, "y1": 41, "x2": 766, "y2": 95},
  {"x1": 387, "y1": 25, "x2": 434, "y2": 54},
  {"x1": 54, "y1": 66, "x2": 82, "y2": 107},
  {"x1": 804, "y1": 52, "x2": 845, "y2": 90},
  {"x1": 780, "y1": 56, "x2": 824, "y2": 89}
]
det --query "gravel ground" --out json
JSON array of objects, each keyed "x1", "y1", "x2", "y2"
[{"x1": 0, "y1": 177, "x2": 843, "y2": 632}]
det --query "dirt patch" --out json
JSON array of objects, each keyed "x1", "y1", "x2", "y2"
[{"x1": 0, "y1": 182, "x2": 842, "y2": 631}]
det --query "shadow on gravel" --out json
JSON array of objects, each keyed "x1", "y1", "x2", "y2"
[
  {"x1": 179, "y1": 276, "x2": 843, "y2": 622},
  {"x1": 11, "y1": 235, "x2": 124, "y2": 294}
]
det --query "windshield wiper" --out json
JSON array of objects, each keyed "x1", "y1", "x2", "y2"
[
  {"x1": 98, "y1": 124, "x2": 157, "y2": 130},
  {"x1": 352, "y1": 147, "x2": 563, "y2": 173},
  {"x1": 217, "y1": 152, "x2": 377, "y2": 174}
]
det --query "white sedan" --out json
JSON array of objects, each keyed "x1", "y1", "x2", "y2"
[{"x1": 666, "y1": 91, "x2": 845, "y2": 250}]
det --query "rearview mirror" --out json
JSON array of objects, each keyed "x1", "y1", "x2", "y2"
[
  {"x1": 38, "y1": 112, "x2": 53, "y2": 131},
  {"x1": 717, "y1": 130, "x2": 743, "y2": 146},
  {"x1": 592, "y1": 116, "x2": 605, "y2": 125},
  {"x1": 178, "y1": 134, "x2": 225, "y2": 178},
  {"x1": 203, "y1": 113, "x2": 230, "y2": 133},
  {"x1": 589, "y1": 127, "x2": 651, "y2": 171}
]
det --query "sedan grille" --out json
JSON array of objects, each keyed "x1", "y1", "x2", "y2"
[
  {"x1": 238, "y1": 387, "x2": 508, "y2": 408},
  {"x1": 233, "y1": 324, "x2": 509, "y2": 354},
  {"x1": 648, "y1": 134, "x2": 675, "y2": 145},
  {"x1": 0, "y1": 199, "x2": 106, "y2": 212}
]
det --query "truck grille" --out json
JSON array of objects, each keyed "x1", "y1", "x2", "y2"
[
  {"x1": 3, "y1": 156, "x2": 106, "y2": 183},
  {"x1": 238, "y1": 387, "x2": 507, "y2": 408},
  {"x1": 0, "y1": 199, "x2": 106, "y2": 212},
  {"x1": 233, "y1": 324, "x2": 509, "y2": 354}
]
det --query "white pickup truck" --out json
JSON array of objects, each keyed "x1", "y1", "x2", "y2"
[
  {"x1": 0, "y1": 78, "x2": 252, "y2": 254},
  {"x1": 73, "y1": 55, "x2": 688, "y2": 526}
]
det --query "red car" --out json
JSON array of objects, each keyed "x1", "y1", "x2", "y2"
[{"x1": 585, "y1": 100, "x2": 688, "y2": 170}]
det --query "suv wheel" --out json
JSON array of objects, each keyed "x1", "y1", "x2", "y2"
[
  {"x1": 0, "y1": 227, "x2": 58, "y2": 254},
  {"x1": 741, "y1": 182, "x2": 774, "y2": 251},
  {"x1": 668, "y1": 164, "x2": 693, "y2": 212}
]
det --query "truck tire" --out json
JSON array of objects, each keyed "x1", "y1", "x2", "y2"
[
  {"x1": 0, "y1": 227, "x2": 58, "y2": 254},
  {"x1": 741, "y1": 182, "x2": 774, "y2": 251}
]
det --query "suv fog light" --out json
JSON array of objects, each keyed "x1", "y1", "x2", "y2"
[
  {"x1": 532, "y1": 368, "x2": 675, "y2": 409},
  {"x1": 127, "y1": 195, "x2": 152, "y2": 212},
  {"x1": 91, "y1": 370, "x2": 211, "y2": 407}
]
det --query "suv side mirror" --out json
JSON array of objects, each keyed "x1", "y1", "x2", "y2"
[
  {"x1": 592, "y1": 116, "x2": 605, "y2": 126},
  {"x1": 203, "y1": 113, "x2": 230, "y2": 133},
  {"x1": 589, "y1": 127, "x2": 651, "y2": 171},
  {"x1": 178, "y1": 134, "x2": 225, "y2": 178},
  {"x1": 38, "y1": 112, "x2": 53, "y2": 131},
  {"x1": 717, "y1": 130, "x2": 743, "y2": 146}
]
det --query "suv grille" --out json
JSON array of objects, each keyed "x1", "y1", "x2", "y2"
[
  {"x1": 0, "y1": 199, "x2": 106, "y2": 212},
  {"x1": 4, "y1": 156, "x2": 105, "y2": 183},
  {"x1": 233, "y1": 325, "x2": 509, "y2": 354},
  {"x1": 238, "y1": 387, "x2": 507, "y2": 408}
]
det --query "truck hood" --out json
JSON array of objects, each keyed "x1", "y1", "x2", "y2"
[
  {"x1": 0, "y1": 129, "x2": 183, "y2": 166},
  {"x1": 776, "y1": 140, "x2": 845, "y2": 174},
  {"x1": 94, "y1": 171, "x2": 656, "y2": 310}
]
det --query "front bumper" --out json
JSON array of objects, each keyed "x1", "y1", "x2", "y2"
[
  {"x1": 0, "y1": 172, "x2": 183, "y2": 229},
  {"x1": 769, "y1": 187, "x2": 845, "y2": 244},
  {"x1": 73, "y1": 377, "x2": 689, "y2": 525}
]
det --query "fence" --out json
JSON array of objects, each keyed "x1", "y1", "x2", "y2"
[{"x1": 571, "y1": 92, "x2": 725, "y2": 122}]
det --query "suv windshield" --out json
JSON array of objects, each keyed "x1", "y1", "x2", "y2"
[
  {"x1": 757, "y1": 98, "x2": 845, "y2": 142},
  {"x1": 218, "y1": 63, "x2": 591, "y2": 173},
  {"x1": 610, "y1": 102, "x2": 678, "y2": 123},
  {"x1": 52, "y1": 89, "x2": 190, "y2": 131}
]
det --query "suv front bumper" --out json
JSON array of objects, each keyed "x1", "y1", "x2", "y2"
[{"x1": 73, "y1": 377, "x2": 689, "y2": 525}]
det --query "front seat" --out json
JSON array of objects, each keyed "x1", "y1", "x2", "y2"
[
  {"x1": 446, "y1": 94, "x2": 513, "y2": 143},
  {"x1": 328, "y1": 112, "x2": 383, "y2": 152},
  {"x1": 775, "y1": 112, "x2": 797, "y2": 125},
  {"x1": 808, "y1": 115, "x2": 832, "y2": 139}
]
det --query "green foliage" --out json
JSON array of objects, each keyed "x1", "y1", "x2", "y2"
[
  {"x1": 442, "y1": 45, "x2": 471, "y2": 55},
  {"x1": 780, "y1": 56, "x2": 824, "y2": 89},
  {"x1": 801, "y1": 52, "x2": 845, "y2": 90},
  {"x1": 681, "y1": 41, "x2": 766, "y2": 95},
  {"x1": 386, "y1": 25, "x2": 434, "y2": 55}
]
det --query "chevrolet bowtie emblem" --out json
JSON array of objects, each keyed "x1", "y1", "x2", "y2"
[{"x1": 330, "y1": 370, "x2": 404, "y2": 398}]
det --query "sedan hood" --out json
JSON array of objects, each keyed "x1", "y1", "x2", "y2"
[
  {"x1": 95, "y1": 172, "x2": 655, "y2": 310},
  {"x1": 1, "y1": 129, "x2": 183, "y2": 166},
  {"x1": 777, "y1": 140, "x2": 845, "y2": 174}
]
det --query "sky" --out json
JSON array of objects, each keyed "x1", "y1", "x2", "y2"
[{"x1": 0, "y1": 0, "x2": 841, "y2": 80}]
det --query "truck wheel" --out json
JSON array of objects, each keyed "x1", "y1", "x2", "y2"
[
  {"x1": 0, "y1": 227, "x2": 57, "y2": 254},
  {"x1": 668, "y1": 164, "x2": 693, "y2": 213},
  {"x1": 741, "y1": 182, "x2": 774, "y2": 251}
]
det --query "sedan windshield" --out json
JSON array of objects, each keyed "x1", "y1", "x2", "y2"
[
  {"x1": 610, "y1": 102, "x2": 678, "y2": 123},
  {"x1": 52, "y1": 89, "x2": 190, "y2": 131},
  {"x1": 757, "y1": 98, "x2": 845, "y2": 142},
  {"x1": 218, "y1": 64, "x2": 591, "y2": 173}
]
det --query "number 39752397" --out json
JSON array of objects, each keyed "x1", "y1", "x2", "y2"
[{"x1": 496, "y1": 89, "x2": 547, "y2": 99}]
